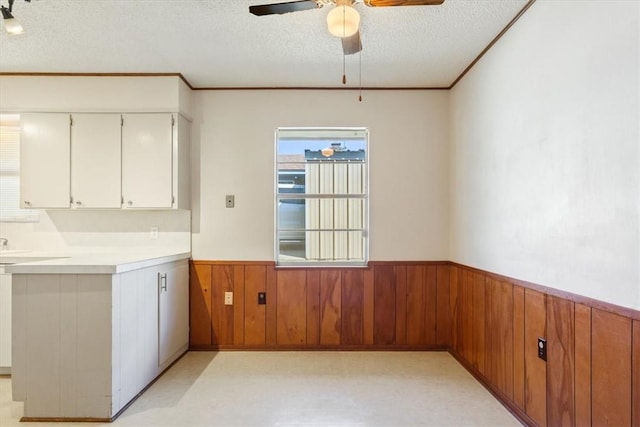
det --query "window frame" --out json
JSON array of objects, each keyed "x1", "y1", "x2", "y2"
[{"x1": 274, "y1": 127, "x2": 369, "y2": 268}]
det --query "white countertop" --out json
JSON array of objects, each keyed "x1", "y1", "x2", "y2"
[{"x1": 2, "y1": 250, "x2": 191, "y2": 275}]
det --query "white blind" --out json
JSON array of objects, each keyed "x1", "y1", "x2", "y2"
[{"x1": 0, "y1": 115, "x2": 38, "y2": 222}]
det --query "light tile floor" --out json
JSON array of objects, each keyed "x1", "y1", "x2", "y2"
[{"x1": 0, "y1": 351, "x2": 522, "y2": 426}]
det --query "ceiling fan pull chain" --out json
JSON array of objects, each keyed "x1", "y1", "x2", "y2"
[
  {"x1": 358, "y1": 50, "x2": 363, "y2": 102},
  {"x1": 342, "y1": 3, "x2": 347, "y2": 85},
  {"x1": 342, "y1": 51, "x2": 347, "y2": 85}
]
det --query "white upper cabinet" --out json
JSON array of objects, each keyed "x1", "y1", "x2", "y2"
[
  {"x1": 173, "y1": 114, "x2": 191, "y2": 210},
  {"x1": 20, "y1": 113, "x2": 71, "y2": 208},
  {"x1": 20, "y1": 112, "x2": 189, "y2": 210},
  {"x1": 71, "y1": 114, "x2": 122, "y2": 208},
  {"x1": 122, "y1": 114, "x2": 173, "y2": 209}
]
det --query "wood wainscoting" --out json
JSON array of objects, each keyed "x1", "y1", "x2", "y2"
[
  {"x1": 190, "y1": 260, "x2": 639, "y2": 426},
  {"x1": 189, "y1": 261, "x2": 451, "y2": 350},
  {"x1": 449, "y1": 263, "x2": 640, "y2": 427}
]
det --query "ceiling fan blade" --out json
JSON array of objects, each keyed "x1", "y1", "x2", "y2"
[
  {"x1": 249, "y1": 0, "x2": 319, "y2": 16},
  {"x1": 342, "y1": 31, "x2": 362, "y2": 55},
  {"x1": 364, "y1": 0, "x2": 444, "y2": 6}
]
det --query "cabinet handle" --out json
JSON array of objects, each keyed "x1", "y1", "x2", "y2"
[
  {"x1": 23, "y1": 201, "x2": 31, "y2": 207},
  {"x1": 127, "y1": 200, "x2": 133, "y2": 206},
  {"x1": 158, "y1": 273, "x2": 167, "y2": 292},
  {"x1": 75, "y1": 201, "x2": 82, "y2": 206}
]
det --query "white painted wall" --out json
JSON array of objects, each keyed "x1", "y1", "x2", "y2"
[
  {"x1": 0, "y1": 210, "x2": 191, "y2": 254},
  {"x1": 0, "y1": 75, "x2": 190, "y2": 115},
  {"x1": 191, "y1": 89, "x2": 450, "y2": 261},
  {"x1": 449, "y1": 0, "x2": 639, "y2": 309}
]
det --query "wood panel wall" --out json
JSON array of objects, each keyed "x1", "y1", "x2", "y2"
[
  {"x1": 190, "y1": 260, "x2": 639, "y2": 426},
  {"x1": 449, "y1": 263, "x2": 640, "y2": 427},
  {"x1": 190, "y1": 261, "x2": 450, "y2": 350}
]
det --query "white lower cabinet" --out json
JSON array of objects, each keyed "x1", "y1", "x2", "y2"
[
  {"x1": 158, "y1": 260, "x2": 189, "y2": 366},
  {"x1": 11, "y1": 258, "x2": 189, "y2": 420},
  {"x1": 0, "y1": 270, "x2": 11, "y2": 374},
  {"x1": 116, "y1": 260, "x2": 189, "y2": 408}
]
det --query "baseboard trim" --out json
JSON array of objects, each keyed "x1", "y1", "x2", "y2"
[
  {"x1": 20, "y1": 416, "x2": 112, "y2": 423},
  {"x1": 189, "y1": 344, "x2": 449, "y2": 351}
]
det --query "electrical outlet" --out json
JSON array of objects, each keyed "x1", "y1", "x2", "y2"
[
  {"x1": 225, "y1": 195, "x2": 235, "y2": 208},
  {"x1": 224, "y1": 291, "x2": 233, "y2": 305},
  {"x1": 258, "y1": 292, "x2": 266, "y2": 305},
  {"x1": 150, "y1": 226, "x2": 159, "y2": 240},
  {"x1": 538, "y1": 337, "x2": 547, "y2": 361}
]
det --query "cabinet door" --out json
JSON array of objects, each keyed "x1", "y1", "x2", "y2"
[
  {"x1": 71, "y1": 114, "x2": 122, "y2": 208},
  {"x1": 0, "y1": 272, "x2": 11, "y2": 368},
  {"x1": 141, "y1": 267, "x2": 159, "y2": 384},
  {"x1": 122, "y1": 114, "x2": 173, "y2": 209},
  {"x1": 158, "y1": 260, "x2": 189, "y2": 366},
  {"x1": 20, "y1": 113, "x2": 71, "y2": 208}
]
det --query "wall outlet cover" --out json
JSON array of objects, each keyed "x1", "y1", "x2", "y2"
[
  {"x1": 258, "y1": 292, "x2": 266, "y2": 305},
  {"x1": 538, "y1": 337, "x2": 547, "y2": 361},
  {"x1": 224, "y1": 291, "x2": 233, "y2": 305}
]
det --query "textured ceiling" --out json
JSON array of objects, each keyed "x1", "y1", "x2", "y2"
[{"x1": 0, "y1": 0, "x2": 530, "y2": 88}]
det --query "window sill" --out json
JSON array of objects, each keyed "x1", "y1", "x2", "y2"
[{"x1": 275, "y1": 261, "x2": 369, "y2": 269}]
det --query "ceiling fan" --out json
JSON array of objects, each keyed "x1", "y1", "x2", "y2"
[{"x1": 249, "y1": 0, "x2": 445, "y2": 56}]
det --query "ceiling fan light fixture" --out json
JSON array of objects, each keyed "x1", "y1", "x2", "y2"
[
  {"x1": 1, "y1": 5, "x2": 23, "y2": 35},
  {"x1": 327, "y1": 5, "x2": 360, "y2": 38}
]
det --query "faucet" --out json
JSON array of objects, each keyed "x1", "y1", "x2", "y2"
[{"x1": 0, "y1": 238, "x2": 7, "y2": 250}]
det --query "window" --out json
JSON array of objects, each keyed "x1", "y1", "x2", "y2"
[
  {"x1": 276, "y1": 128, "x2": 368, "y2": 266},
  {"x1": 0, "y1": 114, "x2": 38, "y2": 222}
]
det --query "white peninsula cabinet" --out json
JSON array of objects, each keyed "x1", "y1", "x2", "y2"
[
  {"x1": 0, "y1": 268, "x2": 11, "y2": 375},
  {"x1": 20, "y1": 112, "x2": 190, "y2": 210},
  {"x1": 9, "y1": 255, "x2": 189, "y2": 421},
  {"x1": 20, "y1": 113, "x2": 71, "y2": 208}
]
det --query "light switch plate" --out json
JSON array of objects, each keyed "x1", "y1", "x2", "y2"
[{"x1": 225, "y1": 195, "x2": 235, "y2": 208}]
